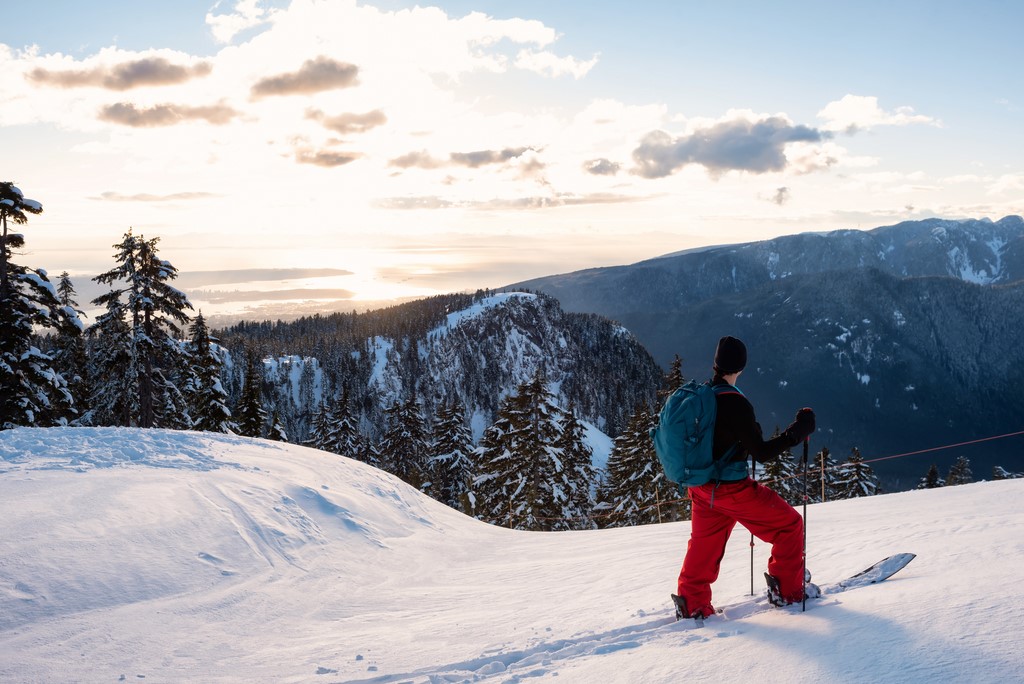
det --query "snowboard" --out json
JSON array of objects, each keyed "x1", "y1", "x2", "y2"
[{"x1": 672, "y1": 552, "x2": 916, "y2": 625}]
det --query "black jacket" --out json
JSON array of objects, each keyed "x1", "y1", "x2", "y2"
[{"x1": 711, "y1": 377, "x2": 795, "y2": 465}]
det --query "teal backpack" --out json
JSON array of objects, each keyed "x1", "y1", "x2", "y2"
[{"x1": 650, "y1": 380, "x2": 745, "y2": 490}]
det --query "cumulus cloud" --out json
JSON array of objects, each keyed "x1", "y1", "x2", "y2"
[
  {"x1": 307, "y1": 108, "x2": 387, "y2": 134},
  {"x1": 449, "y1": 147, "x2": 531, "y2": 168},
  {"x1": 631, "y1": 116, "x2": 826, "y2": 178},
  {"x1": 294, "y1": 148, "x2": 360, "y2": 167},
  {"x1": 91, "y1": 191, "x2": 220, "y2": 202},
  {"x1": 818, "y1": 95, "x2": 938, "y2": 133},
  {"x1": 27, "y1": 56, "x2": 212, "y2": 90},
  {"x1": 206, "y1": 0, "x2": 277, "y2": 44},
  {"x1": 98, "y1": 102, "x2": 240, "y2": 127},
  {"x1": 250, "y1": 56, "x2": 359, "y2": 98},
  {"x1": 583, "y1": 158, "x2": 621, "y2": 176}
]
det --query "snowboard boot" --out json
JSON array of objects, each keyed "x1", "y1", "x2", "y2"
[
  {"x1": 765, "y1": 572, "x2": 820, "y2": 607},
  {"x1": 671, "y1": 593, "x2": 712, "y2": 624}
]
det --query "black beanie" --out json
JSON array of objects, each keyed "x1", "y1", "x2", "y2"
[{"x1": 714, "y1": 336, "x2": 747, "y2": 374}]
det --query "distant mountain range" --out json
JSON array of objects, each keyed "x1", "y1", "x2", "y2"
[{"x1": 513, "y1": 216, "x2": 1024, "y2": 488}]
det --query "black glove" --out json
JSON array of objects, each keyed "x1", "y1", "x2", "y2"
[{"x1": 784, "y1": 407, "x2": 816, "y2": 446}]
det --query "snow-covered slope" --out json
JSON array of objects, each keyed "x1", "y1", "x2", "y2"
[{"x1": 1, "y1": 427, "x2": 1021, "y2": 683}]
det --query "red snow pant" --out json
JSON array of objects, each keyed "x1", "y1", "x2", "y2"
[{"x1": 677, "y1": 478, "x2": 804, "y2": 617}]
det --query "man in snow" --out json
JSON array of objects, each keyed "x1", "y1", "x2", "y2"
[{"x1": 676, "y1": 336, "x2": 817, "y2": 619}]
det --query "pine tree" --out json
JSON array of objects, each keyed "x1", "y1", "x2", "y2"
[
  {"x1": 834, "y1": 447, "x2": 880, "y2": 499},
  {"x1": 84, "y1": 295, "x2": 136, "y2": 426},
  {"x1": 305, "y1": 402, "x2": 332, "y2": 450},
  {"x1": 268, "y1": 409, "x2": 288, "y2": 442},
  {"x1": 90, "y1": 230, "x2": 193, "y2": 428},
  {"x1": 946, "y1": 456, "x2": 974, "y2": 486},
  {"x1": 761, "y1": 438, "x2": 802, "y2": 506},
  {"x1": 992, "y1": 465, "x2": 1022, "y2": 480},
  {"x1": 235, "y1": 352, "x2": 267, "y2": 438},
  {"x1": 51, "y1": 272, "x2": 89, "y2": 422},
  {"x1": 325, "y1": 387, "x2": 367, "y2": 461},
  {"x1": 0, "y1": 182, "x2": 80, "y2": 428},
  {"x1": 659, "y1": 354, "x2": 686, "y2": 398},
  {"x1": 598, "y1": 402, "x2": 681, "y2": 527},
  {"x1": 427, "y1": 396, "x2": 476, "y2": 510},
  {"x1": 186, "y1": 312, "x2": 233, "y2": 433},
  {"x1": 917, "y1": 463, "x2": 944, "y2": 489},
  {"x1": 472, "y1": 372, "x2": 566, "y2": 530},
  {"x1": 378, "y1": 393, "x2": 430, "y2": 489},
  {"x1": 813, "y1": 446, "x2": 841, "y2": 502},
  {"x1": 553, "y1": 402, "x2": 597, "y2": 530}
]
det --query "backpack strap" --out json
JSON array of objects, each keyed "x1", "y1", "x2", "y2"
[{"x1": 710, "y1": 383, "x2": 743, "y2": 466}]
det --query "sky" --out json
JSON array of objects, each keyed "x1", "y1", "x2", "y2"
[
  {"x1": 3, "y1": 0, "x2": 1023, "y2": 320},
  {"x1": 2, "y1": 426, "x2": 1022, "y2": 681}
]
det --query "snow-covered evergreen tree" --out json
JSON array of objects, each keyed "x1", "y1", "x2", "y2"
[
  {"x1": 946, "y1": 456, "x2": 974, "y2": 486},
  {"x1": 992, "y1": 465, "x2": 1023, "y2": 480},
  {"x1": 305, "y1": 402, "x2": 332, "y2": 450},
  {"x1": 186, "y1": 312, "x2": 233, "y2": 433},
  {"x1": 427, "y1": 396, "x2": 475, "y2": 511},
  {"x1": 834, "y1": 447, "x2": 881, "y2": 499},
  {"x1": 268, "y1": 409, "x2": 288, "y2": 442},
  {"x1": 473, "y1": 372, "x2": 566, "y2": 530},
  {"x1": 762, "y1": 441, "x2": 803, "y2": 506},
  {"x1": 813, "y1": 446, "x2": 841, "y2": 502},
  {"x1": 52, "y1": 272, "x2": 89, "y2": 422},
  {"x1": 555, "y1": 402, "x2": 597, "y2": 530},
  {"x1": 917, "y1": 463, "x2": 944, "y2": 489},
  {"x1": 598, "y1": 402, "x2": 681, "y2": 526},
  {"x1": 235, "y1": 353, "x2": 267, "y2": 438},
  {"x1": 659, "y1": 354, "x2": 685, "y2": 398},
  {"x1": 0, "y1": 182, "x2": 80, "y2": 428},
  {"x1": 90, "y1": 230, "x2": 193, "y2": 428},
  {"x1": 325, "y1": 388, "x2": 368, "y2": 462},
  {"x1": 378, "y1": 393, "x2": 430, "y2": 489}
]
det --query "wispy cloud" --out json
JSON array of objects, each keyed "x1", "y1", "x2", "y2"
[
  {"x1": 583, "y1": 158, "x2": 621, "y2": 176},
  {"x1": 98, "y1": 102, "x2": 239, "y2": 127},
  {"x1": 250, "y1": 57, "x2": 359, "y2": 98},
  {"x1": 90, "y1": 191, "x2": 221, "y2": 202},
  {"x1": 206, "y1": 0, "x2": 277, "y2": 44},
  {"x1": 306, "y1": 108, "x2": 387, "y2": 134},
  {"x1": 375, "y1": 192, "x2": 639, "y2": 211},
  {"x1": 449, "y1": 147, "x2": 532, "y2": 168},
  {"x1": 175, "y1": 268, "x2": 354, "y2": 288},
  {"x1": 27, "y1": 56, "x2": 212, "y2": 90},
  {"x1": 388, "y1": 150, "x2": 446, "y2": 170}
]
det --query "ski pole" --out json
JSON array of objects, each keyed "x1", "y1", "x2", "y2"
[
  {"x1": 749, "y1": 460, "x2": 756, "y2": 596},
  {"x1": 802, "y1": 437, "x2": 809, "y2": 613}
]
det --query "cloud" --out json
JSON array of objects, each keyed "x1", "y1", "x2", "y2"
[
  {"x1": 375, "y1": 192, "x2": 639, "y2": 211},
  {"x1": 175, "y1": 268, "x2": 354, "y2": 288},
  {"x1": 250, "y1": 57, "x2": 359, "y2": 98},
  {"x1": 769, "y1": 187, "x2": 791, "y2": 205},
  {"x1": 583, "y1": 158, "x2": 621, "y2": 176},
  {"x1": 206, "y1": 0, "x2": 277, "y2": 44},
  {"x1": 90, "y1": 191, "x2": 221, "y2": 202},
  {"x1": 98, "y1": 102, "x2": 240, "y2": 127},
  {"x1": 631, "y1": 116, "x2": 826, "y2": 178},
  {"x1": 818, "y1": 95, "x2": 938, "y2": 133},
  {"x1": 449, "y1": 147, "x2": 531, "y2": 168},
  {"x1": 294, "y1": 148, "x2": 360, "y2": 167},
  {"x1": 388, "y1": 150, "x2": 446, "y2": 170},
  {"x1": 191, "y1": 288, "x2": 356, "y2": 303},
  {"x1": 27, "y1": 56, "x2": 212, "y2": 90},
  {"x1": 514, "y1": 49, "x2": 599, "y2": 79},
  {"x1": 307, "y1": 108, "x2": 387, "y2": 134}
]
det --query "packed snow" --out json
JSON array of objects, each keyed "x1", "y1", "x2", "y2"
[{"x1": 1, "y1": 427, "x2": 1022, "y2": 683}]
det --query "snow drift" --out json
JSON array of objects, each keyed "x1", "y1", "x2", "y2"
[{"x1": 1, "y1": 427, "x2": 1022, "y2": 682}]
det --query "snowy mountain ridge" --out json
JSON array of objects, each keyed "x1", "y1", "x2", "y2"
[{"x1": 1, "y1": 427, "x2": 1021, "y2": 682}]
